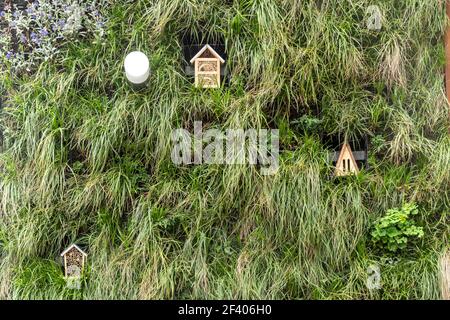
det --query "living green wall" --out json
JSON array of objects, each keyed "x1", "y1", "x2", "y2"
[{"x1": 0, "y1": 0, "x2": 449, "y2": 299}]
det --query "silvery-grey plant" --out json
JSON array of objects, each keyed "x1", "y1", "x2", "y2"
[{"x1": 0, "y1": 0, "x2": 108, "y2": 73}]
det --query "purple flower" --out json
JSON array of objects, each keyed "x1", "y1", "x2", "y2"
[
  {"x1": 0, "y1": 11, "x2": 5, "y2": 17},
  {"x1": 39, "y1": 28, "x2": 48, "y2": 37},
  {"x1": 26, "y1": 3, "x2": 36, "y2": 13},
  {"x1": 20, "y1": 34, "x2": 27, "y2": 43},
  {"x1": 58, "y1": 19, "x2": 66, "y2": 28},
  {"x1": 6, "y1": 51, "x2": 13, "y2": 59},
  {"x1": 30, "y1": 32, "x2": 41, "y2": 44}
]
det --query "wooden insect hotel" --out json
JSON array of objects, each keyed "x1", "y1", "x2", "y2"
[
  {"x1": 61, "y1": 244, "x2": 87, "y2": 278},
  {"x1": 334, "y1": 143, "x2": 359, "y2": 176},
  {"x1": 190, "y1": 44, "x2": 225, "y2": 88}
]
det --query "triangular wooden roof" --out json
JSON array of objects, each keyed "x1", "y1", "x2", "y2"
[
  {"x1": 190, "y1": 44, "x2": 225, "y2": 64},
  {"x1": 60, "y1": 244, "x2": 88, "y2": 257},
  {"x1": 335, "y1": 142, "x2": 359, "y2": 175}
]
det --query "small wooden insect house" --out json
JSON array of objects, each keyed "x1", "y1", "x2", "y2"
[
  {"x1": 61, "y1": 244, "x2": 87, "y2": 278},
  {"x1": 190, "y1": 44, "x2": 225, "y2": 88},
  {"x1": 334, "y1": 142, "x2": 359, "y2": 176}
]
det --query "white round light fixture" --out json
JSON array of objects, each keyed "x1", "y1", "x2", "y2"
[{"x1": 124, "y1": 51, "x2": 150, "y2": 85}]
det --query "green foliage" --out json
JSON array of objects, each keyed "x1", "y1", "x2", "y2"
[{"x1": 371, "y1": 203, "x2": 424, "y2": 252}]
